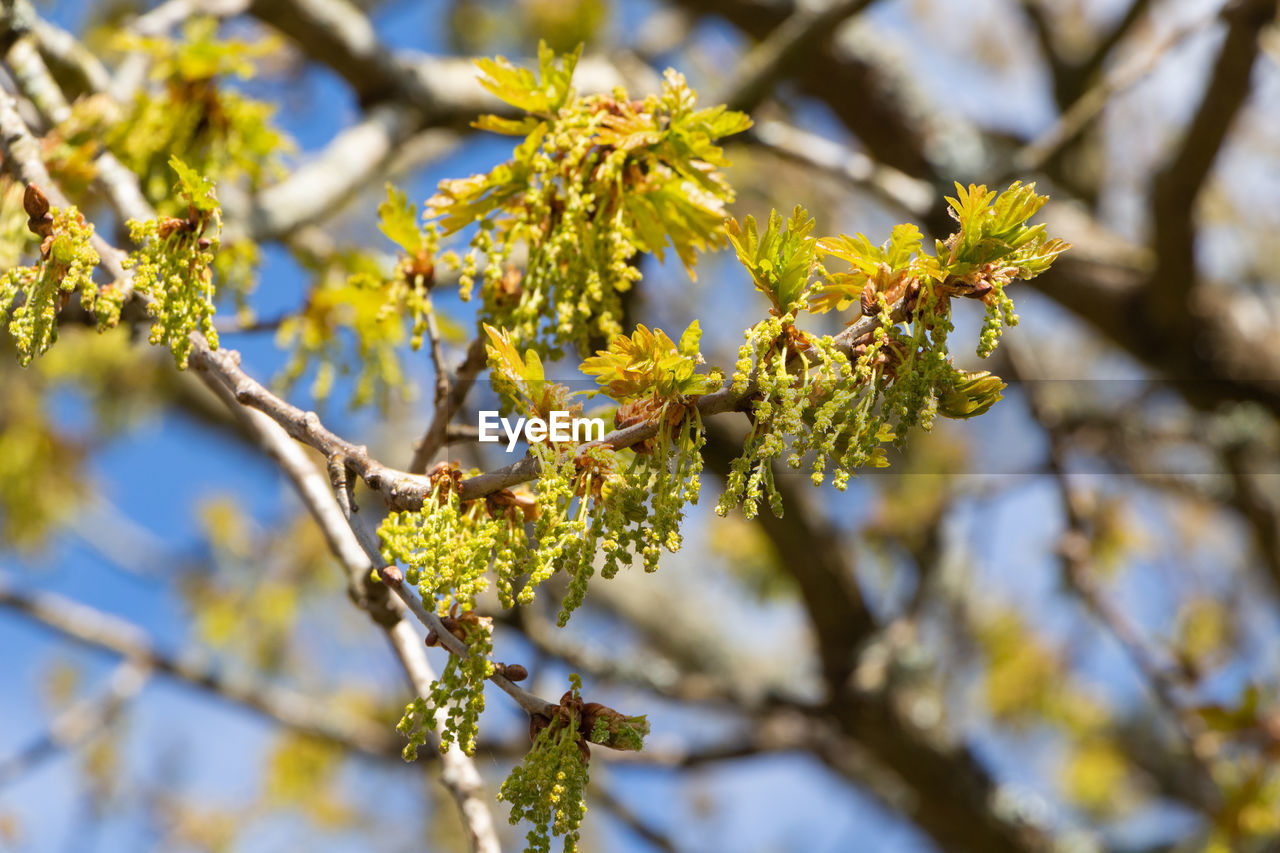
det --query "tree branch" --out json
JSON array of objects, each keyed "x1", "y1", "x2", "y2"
[
  {"x1": 1008, "y1": 5, "x2": 1215, "y2": 179},
  {"x1": 246, "y1": 0, "x2": 636, "y2": 121},
  {"x1": 195, "y1": 367, "x2": 505, "y2": 853},
  {"x1": 1007, "y1": 341, "x2": 1222, "y2": 810},
  {"x1": 1149, "y1": 0, "x2": 1274, "y2": 325},
  {"x1": 0, "y1": 578, "x2": 401, "y2": 759},
  {"x1": 0, "y1": 73, "x2": 504, "y2": 850},
  {"x1": 409, "y1": 335, "x2": 488, "y2": 474},
  {"x1": 715, "y1": 0, "x2": 878, "y2": 114},
  {"x1": 0, "y1": 660, "x2": 148, "y2": 789}
]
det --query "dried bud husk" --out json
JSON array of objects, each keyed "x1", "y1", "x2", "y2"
[
  {"x1": 23, "y1": 183, "x2": 50, "y2": 221},
  {"x1": 614, "y1": 399, "x2": 661, "y2": 454},
  {"x1": 403, "y1": 249, "x2": 435, "y2": 284},
  {"x1": 156, "y1": 217, "x2": 192, "y2": 240},
  {"x1": 965, "y1": 280, "x2": 993, "y2": 299},
  {"x1": 426, "y1": 461, "x2": 464, "y2": 500},
  {"x1": 486, "y1": 488, "x2": 539, "y2": 523},
  {"x1": 859, "y1": 283, "x2": 878, "y2": 316},
  {"x1": 24, "y1": 184, "x2": 54, "y2": 242},
  {"x1": 529, "y1": 711, "x2": 552, "y2": 741}
]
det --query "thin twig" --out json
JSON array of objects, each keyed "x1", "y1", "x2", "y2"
[
  {"x1": 409, "y1": 335, "x2": 487, "y2": 474},
  {"x1": 374, "y1": 565, "x2": 557, "y2": 719},
  {"x1": 0, "y1": 578, "x2": 401, "y2": 758},
  {"x1": 1008, "y1": 3, "x2": 1230, "y2": 178},
  {"x1": 590, "y1": 778, "x2": 681, "y2": 853},
  {"x1": 1007, "y1": 341, "x2": 1221, "y2": 810},
  {"x1": 425, "y1": 300, "x2": 451, "y2": 449},
  {"x1": 0, "y1": 64, "x2": 505, "y2": 849},
  {"x1": 715, "y1": 0, "x2": 879, "y2": 114},
  {"x1": 742, "y1": 119, "x2": 935, "y2": 219},
  {"x1": 0, "y1": 660, "x2": 149, "y2": 789},
  {"x1": 1149, "y1": 0, "x2": 1274, "y2": 317}
]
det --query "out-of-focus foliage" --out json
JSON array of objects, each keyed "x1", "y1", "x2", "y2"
[
  {"x1": 275, "y1": 186, "x2": 453, "y2": 410},
  {"x1": 262, "y1": 733, "x2": 354, "y2": 829},
  {"x1": 107, "y1": 16, "x2": 290, "y2": 207},
  {"x1": 447, "y1": 0, "x2": 607, "y2": 55},
  {"x1": 0, "y1": 379, "x2": 84, "y2": 550}
]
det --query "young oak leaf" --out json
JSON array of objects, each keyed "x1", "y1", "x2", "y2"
[
  {"x1": 473, "y1": 41, "x2": 581, "y2": 117},
  {"x1": 579, "y1": 321, "x2": 717, "y2": 403},
  {"x1": 483, "y1": 324, "x2": 576, "y2": 420},
  {"x1": 427, "y1": 132, "x2": 540, "y2": 236},
  {"x1": 726, "y1": 205, "x2": 817, "y2": 316},
  {"x1": 810, "y1": 223, "x2": 931, "y2": 315},
  {"x1": 377, "y1": 183, "x2": 429, "y2": 256},
  {"x1": 942, "y1": 180, "x2": 1069, "y2": 277},
  {"x1": 169, "y1": 156, "x2": 218, "y2": 216}
]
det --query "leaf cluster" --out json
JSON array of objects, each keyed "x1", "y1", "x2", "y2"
[
  {"x1": 809, "y1": 222, "x2": 930, "y2": 315},
  {"x1": 726, "y1": 205, "x2": 818, "y2": 316},
  {"x1": 717, "y1": 184, "x2": 1066, "y2": 516},
  {"x1": 485, "y1": 324, "x2": 579, "y2": 420},
  {"x1": 429, "y1": 42, "x2": 749, "y2": 356},
  {"x1": 579, "y1": 320, "x2": 719, "y2": 405},
  {"x1": 106, "y1": 16, "x2": 291, "y2": 211}
]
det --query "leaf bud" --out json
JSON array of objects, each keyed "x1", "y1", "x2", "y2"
[
  {"x1": 497, "y1": 663, "x2": 528, "y2": 682},
  {"x1": 937, "y1": 369, "x2": 1005, "y2": 419}
]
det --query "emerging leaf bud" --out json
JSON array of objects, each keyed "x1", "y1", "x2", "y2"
[
  {"x1": 579, "y1": 702, "x2": 649, "y2": 751},
  {"x1": 938, "y1": 369, "x2": 1006, "y2": 419}
]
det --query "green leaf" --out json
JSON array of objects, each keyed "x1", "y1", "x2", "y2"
[
  {"x1": 471, "y1": 114, "x2": 542, "y2": 136},
  {"x1": 580, "y1": 322, "x2": 716, "y2": 402},
  {"x1": 937, "y1": 368, "x2": 1005, "y2": 419},
  {"x1": 727, "y1": 205, "x2": 817, "y2": 315},
  {"x1": 473, "y1": 41, "x2": 580, "y2": 117},
  {"x1": 169, "y1": 155, "x2": 217, "y2": 214},
  {"x1": 377, "y1": 184, "x2": 425, "y2": 254},
  {"x1": 677, "y1": 320, "x2": 702, "y2": 358}
]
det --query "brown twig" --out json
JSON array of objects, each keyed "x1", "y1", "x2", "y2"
[
  {"x1": 0, "y1": 661, "x2": 148, "y2": 789},
  {"x1": 0, "y1": 578, "x2": 401, "y2": 759},
  {"x1": 409, "y1": 335, "x2": 487, "y2": 473},
  {"x1": 1007, "y1": 341, "x2": 1222, "y2": 810}
]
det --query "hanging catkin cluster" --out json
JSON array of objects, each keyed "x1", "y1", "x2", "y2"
[{"x1": 428, "y1": 42, "x2": 750, "y2": 357}]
